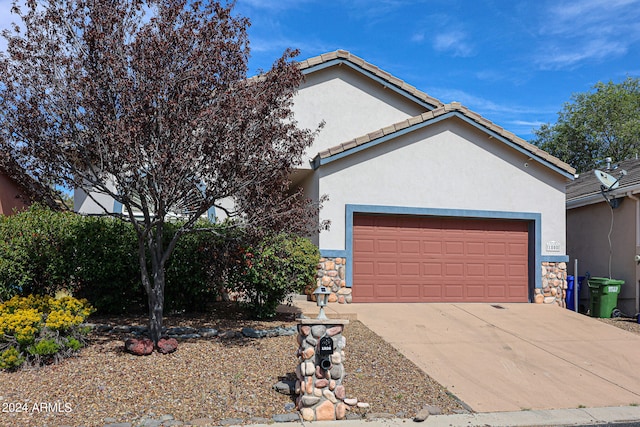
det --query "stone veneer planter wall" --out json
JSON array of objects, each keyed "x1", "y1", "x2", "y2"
[
  {"x1": 296, "y1": 319, "x2": 350, "y2": 421},
  {"x1": 318, "y1": 257, "x2": 568, "y2": 306}
]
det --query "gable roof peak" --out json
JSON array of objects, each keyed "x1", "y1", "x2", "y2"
[{"x1": 298, "y1": 50, "x2": 444, "y2": 109}]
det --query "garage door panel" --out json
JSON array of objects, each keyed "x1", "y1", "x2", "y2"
[
  {"x1": 400, "y1": 262, "x2": 420, "y2": 276},
  {"x1": 487, "y1": 242, "x2": 507, "y2": 256},
  {"x1": 399, "y1": 285, "x2": 420, "y2": 298},
  {"x1": 376, "y1": 284, "x2": 399, "y2": 298},
  {"x1": 354, "y1": 238, "x2": 375, "y2": 254},
  {"x1": 423, "y1": 262, "x2": 442, "y2": 276},
  {"x1": 508, "y1": 242, "x2": 527, "y2": 256},
  {"x1": 377, "y1": 239, "x2": 398, "y2": 253},
  {"x1": 400, "y1": 240, "x2": 421, "y2": 255},
  {"x1": 445, "y1": 284, "x2": 464, "y2": 298},
  {"x1": 467, "y1": 242, "x2": 485, "y2": 255},
  {"x1": 353, "y1": 260, "x2": 375, "y2": 276},
  {"x1": 422, "y1": 284, "x2": 442, "y2": 298},
  {"x1": 466, "y1": 284, "x2": 486, "y2": 298},
  {"x1": 352, "y1": 214, "x2": 529, "y2": 303},
  {"x1": 423, "y1": 241, "x2": 443, "y2": 254},
  {"x1": 467, "y1": 263, "x2": 485, "y2": 277},
  {"x1": 445, "y1": 241, "x2": 465, "y2": 255},
  {"x1": 377, "y1": 262, "x2": 397, "y2": 275},
  {"x1": 445, "y1": 263, "x2": 464, "y2": 277}
]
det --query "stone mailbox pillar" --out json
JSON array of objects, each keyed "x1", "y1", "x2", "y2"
[{"x1": 296, "y1": 318, "x2": 349, "y2": 421}]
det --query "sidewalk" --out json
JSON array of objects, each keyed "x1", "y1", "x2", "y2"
[{"x1": 256, "y1": 406, "x2": 640, "y2": 427}]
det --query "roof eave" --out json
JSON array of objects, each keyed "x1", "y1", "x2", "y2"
[{"x1": 567, "y1": 184, "x2": 640, "y2": 209}]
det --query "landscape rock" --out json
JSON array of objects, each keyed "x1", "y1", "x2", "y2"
[
  {"x1": 413, "y1": 407, "x2": 430, "y2": 422},
  {"x1": 197, "y1": 328, "x2": 218, "y2": 338},
  {"x1": 273, "y1": 380, "x2": 296, "y2": 395},
  {"x1": 272, "y1": 413, "x2": 300, "y2": 423},
  {"x1": 157, "y1": 337, "x2": 178, "y2": 354},
  {"x1": 124, "y1": 338, "x2": 154, "y2": 356},
  {"x1": 219, "y1": 417, "x2": 243, "y2": 425}
]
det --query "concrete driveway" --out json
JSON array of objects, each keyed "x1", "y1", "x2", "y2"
[{"x1": 296, "y1": 301, "x2": 640, "y2": 413}]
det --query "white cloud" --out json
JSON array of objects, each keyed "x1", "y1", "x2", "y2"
[
  {"x1": 411, "y1": 32, "x2": 425, "y2": 43},
  {"x1": 534, "y1": 0, "x2": 640, "y2": 69},
  {"x1": 433, "y1": 31, "x2": 473, "y2": 57}
]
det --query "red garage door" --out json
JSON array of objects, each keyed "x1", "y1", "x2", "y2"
[{"x1": 352, "y1": 214, "x2": 529, "y2": 302}]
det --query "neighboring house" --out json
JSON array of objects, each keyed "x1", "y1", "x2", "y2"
[
  {"x1": 0, "y1": 168, "x2": 30, "y2": 215},
  {"x1": 77, "y1": 50, "x2": 576, "y2": 305},
  {"x1": 566, "y1": 158, "x2": 640, "y2": 315}
]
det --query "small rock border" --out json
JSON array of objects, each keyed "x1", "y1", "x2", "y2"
[{"x1": 83, "y1": 323, "x2": 298, "y2": 340}]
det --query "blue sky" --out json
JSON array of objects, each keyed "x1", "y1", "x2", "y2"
[
  {"x1": 234, "y1": 0, "x2": 640, "y2": 140},
  {"x1": 1, "y1": 0, "x2": 638, "y2": 141}
]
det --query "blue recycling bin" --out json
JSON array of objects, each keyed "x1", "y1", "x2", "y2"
[{"x1": 566, "y1": 276, "x2": 584, "y2": 311}]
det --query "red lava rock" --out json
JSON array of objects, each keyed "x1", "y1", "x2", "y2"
[
  {"x1": 124, "y1": 338, "x2": 154, "y2": 356},
  {"x1": 157, "y1": 337, "x2": 178, "y2": 354}
]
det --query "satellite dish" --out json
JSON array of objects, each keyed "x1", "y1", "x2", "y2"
[{"x1": 594, "y1": 170, "x2": 620, "y2": 190}]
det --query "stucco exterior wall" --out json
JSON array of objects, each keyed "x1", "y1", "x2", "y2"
[
  {"x1": 294, "y1": 66, "x2": 427, "y2": 168},
  {"x1": 567, "y1": 198, "x2": 638, "y2": 314},
  {"x1": 0, "y1": 174, "x2": 29, "y2": 215},
  {"x1": 316, "y1": 118, "x2": 568, "y2": 257}
]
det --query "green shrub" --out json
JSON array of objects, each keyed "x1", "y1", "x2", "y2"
[
  {"x1": 0, "y1": 205, "x2": 76, "y2": 298},
  {"x1": 0, "y1": 206, "x2": 318, "y2": 319},
  {"x1": 71, "y1": 217, "x2": 143, "y2": 314},
  {"x1": 27, "y1": 339, "x2": 60, "y2": 356},
  {"x1": 231, "y1": 233, "x2": 319, "y2": 319},
  {"x1": 163, "y1": 222, "x2": 221, "y2": 312},
  {"x1": 0, "y1": 346, "x2": 25, "y2": 371},
  {"x1": 0, "y1": 295, "x2": 94, "y2": 370}
]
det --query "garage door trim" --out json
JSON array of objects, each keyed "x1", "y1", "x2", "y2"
[{"x1": 344, "y1": 204, "x2": 541, "y2": 302}]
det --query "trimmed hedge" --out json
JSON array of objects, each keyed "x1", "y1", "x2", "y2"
[{"x1": 0, "y1": 206, "x2": 319, "y2": 317}]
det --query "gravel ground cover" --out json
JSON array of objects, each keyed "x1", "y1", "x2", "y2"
[
  {"x1": 0, "y1": 304, "x2": 465, "y2": 427},
  {"x1": 598, "y1": 316, "x2": 640, "y2": 335}
]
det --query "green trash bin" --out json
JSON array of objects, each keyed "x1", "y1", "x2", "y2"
[{"x1": 587, "y1": 277, "x2": 624, "y2": 318}]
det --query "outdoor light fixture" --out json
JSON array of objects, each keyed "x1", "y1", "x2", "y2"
[{"x1": 313, "y1": 286, "x2": 332, "y2": 320}]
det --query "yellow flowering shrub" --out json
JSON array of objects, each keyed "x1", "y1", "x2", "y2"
[
  {"x1": 0, "y1": 308, "x2": 41, "y2": 345},
  {"x1": 0, "y1": 346, "x2": 25, "y2": 370},
  {"x1": 0, "y1": 294, "x2": 95, "y2": 370}
]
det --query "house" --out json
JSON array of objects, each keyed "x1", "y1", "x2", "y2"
[
  {"x1": 76, "y1": 50, "x2": 576, "y2": 305},
  {"x1": 0, "y1": 168, "x2": 30, "y2": 215},
  {"x1": 566, "y1": 158, "x2": 640, "y2": 315},
  {"x1": 291, "y1": 51, "x2": 575, "y2": 304}
]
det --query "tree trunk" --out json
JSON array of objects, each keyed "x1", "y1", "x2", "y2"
[{"x1": 148, "y1": 279, "x2": 165, "y2": 345}]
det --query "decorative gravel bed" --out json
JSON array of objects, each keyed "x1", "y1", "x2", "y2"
[
  {"x1": 0, "y1": 305, "x2": 465, "y2": 427},
  {"x1": 598, "y1": 316, "x2": 640, "y2": 335}
]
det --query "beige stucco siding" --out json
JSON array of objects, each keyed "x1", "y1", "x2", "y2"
[
  {"x1": 317, "y1": 118, "x2": 568, "y2": 255},
  {"x1": 294, "y1": 66, "x2": 428, "y2": 168},
  {"x1": 567, "y1": 199, "x2": 638, "y2": 314}
]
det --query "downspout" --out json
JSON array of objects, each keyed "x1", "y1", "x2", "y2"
[{"x1": 627, "y1": 191, "x2": 640, "y2": 314}]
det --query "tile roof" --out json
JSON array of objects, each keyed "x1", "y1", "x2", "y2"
[
  {"x1": 315, "y1": 102, "x2": 576, "y2": 176},
  {"x1": 567, "y1": 158, "x2": 640, "y2": 202},
  {"x1": 298, "y1": 50, "x2": 444, "y2": 109}
]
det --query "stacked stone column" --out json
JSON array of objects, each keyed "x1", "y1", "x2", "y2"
[
  {"x1": 535, "y1": 262, "x2": 568, "y2": 306},
  {"x1": 295, "y1": 319, "x2": 349, "y2": 421}
]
